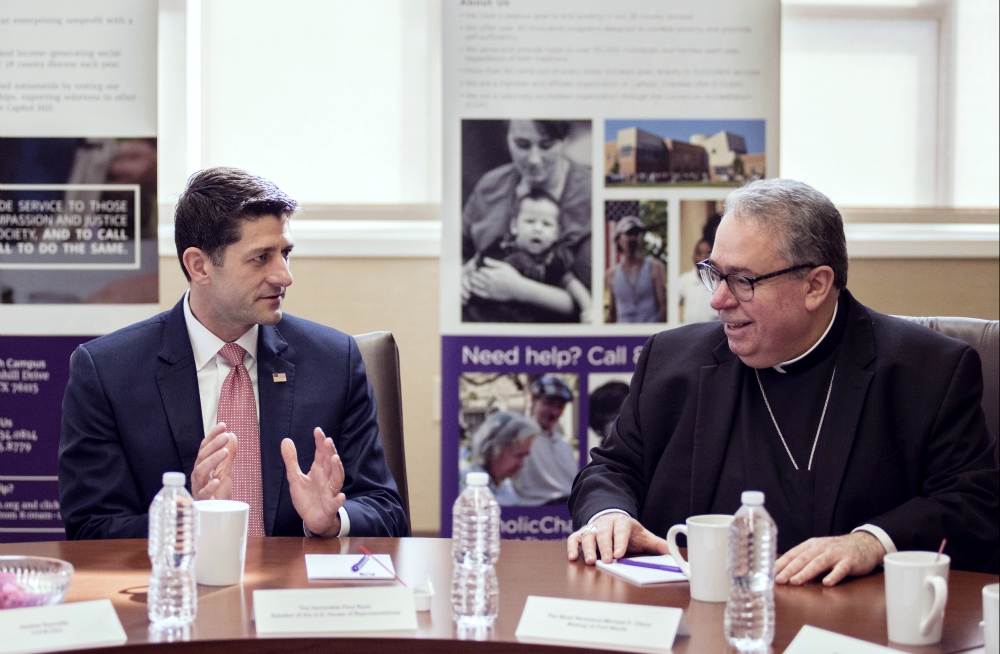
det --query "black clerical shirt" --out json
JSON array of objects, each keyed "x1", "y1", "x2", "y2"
[{"x1": 710, "y1": 292, "x2": 850, "y2": 553}]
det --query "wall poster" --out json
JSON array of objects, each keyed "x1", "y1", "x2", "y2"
[
  {"x1": 0, "y1": 0, "x2": 158, "y2": 542},
  {"x1": 441, "y1": 0, "x2": 780, "y2": 539}
]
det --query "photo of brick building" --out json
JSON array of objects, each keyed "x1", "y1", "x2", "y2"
[{"x1": 604, "y1": 119, "x2": 766, "y2": 187}]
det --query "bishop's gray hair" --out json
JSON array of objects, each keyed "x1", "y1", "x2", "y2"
[{"x1": 723, "y1": 178, "x2": 848, "y2": 289}]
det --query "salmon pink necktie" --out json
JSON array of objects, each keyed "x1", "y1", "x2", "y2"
[{"x1": 217, "y1": 343, "x2": 265, "y2": 536}]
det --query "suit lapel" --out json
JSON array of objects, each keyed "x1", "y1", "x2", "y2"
[
  {"x1": 257, "y1": 324, "x2": 295, "y2": 536},
  {"x1": 812, "y1": 294, "x2": 875, "y2": 536},
  {"x1": 155, "y1": 298, "x2": 204, "y2": 477},
  {"x1": 691, "y1": 338, "x2": 743, "y2": 515}
]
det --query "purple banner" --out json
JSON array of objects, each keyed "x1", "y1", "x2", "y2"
[
  {"x1": 0, "y1": 336, "x2": 92, "y2": 542},
  {"x1": 441, "y1": 335, "x2": 650, "y2": 540}
]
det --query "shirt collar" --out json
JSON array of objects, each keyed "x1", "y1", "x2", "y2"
[
  {"x1": 772, "y1": 299, "x2": 838, "y2": 374},
  {"x1": 514, "y1": 157, "x2": 571, "y2": 202},
  {"x1": 183, "y1": 290, "x2": 258, "y2": 371}
]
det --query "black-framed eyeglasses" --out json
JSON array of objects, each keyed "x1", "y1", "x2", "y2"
[{"x1": 696, "y1": 260, "x2": 817, "y2": 302}]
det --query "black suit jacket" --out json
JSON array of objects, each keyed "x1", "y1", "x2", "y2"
[
  {"x1": 570, "y1": 291, "x2": 998, "y2": 572},
  {"x1": 59, "y1": 297, "x2": 407, "y2": 539}
]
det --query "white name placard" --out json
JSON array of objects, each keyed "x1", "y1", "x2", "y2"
[
  {"x1": 515, "y1": 595, "x2": 682, "y2": 654},
  {"x1": 253, "y1": 587, "x2": 417, "y2": 635},
  {"x1": 0, "y1": 599, "x2": 127, "y2": 654},
  {"x1": 786, "y1": 625, "x2": 906, "y2": 654}
]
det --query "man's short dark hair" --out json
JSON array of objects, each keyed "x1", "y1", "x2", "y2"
[
  {"x1": 174, "y1": 167, "x2": 299, "y2": 281},
  {"x1": 723, "y1": 178, "x2": 849, "y2": 289}
]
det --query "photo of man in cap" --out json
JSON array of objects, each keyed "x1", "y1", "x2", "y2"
[
  {"x1": 510, "y1": 375, "x2": 579, "y2": 505},
  {"x1": 605, "y1": 215, "x2": 667, "y2": 323}
]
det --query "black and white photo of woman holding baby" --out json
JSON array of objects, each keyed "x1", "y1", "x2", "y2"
[{"x1": 460, "y1": 119, "x2": 593, "y2": 323}]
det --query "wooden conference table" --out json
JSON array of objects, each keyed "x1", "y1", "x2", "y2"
[{"x1": 0, "y1": 537, "x2": 995, "y2": 654}]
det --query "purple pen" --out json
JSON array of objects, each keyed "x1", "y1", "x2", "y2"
[
  {"x1": 615, "y1": 558, "x2": 683, "y2": 574},
  {"x1": 351, "y1": 553, "x2": 371, "y2": 572}
]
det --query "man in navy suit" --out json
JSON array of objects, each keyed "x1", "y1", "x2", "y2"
[{"x1": 59, "y1": 168, "x2": 407, "y2": 539}]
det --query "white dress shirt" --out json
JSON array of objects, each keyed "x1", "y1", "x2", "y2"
[
  {"x1": 588, "y1": 297, "x2": 896, "y2": 555},
  {"x1": 182, "y1": 292, "x2": 349, "y2": 536}
]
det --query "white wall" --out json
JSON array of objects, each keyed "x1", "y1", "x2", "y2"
[
  {"x1": 952, "y1": 0, "x2": 1000, "y2": 207},
  {"x1": 158, "y1": 0, "x2": 998, "y2": 209}
]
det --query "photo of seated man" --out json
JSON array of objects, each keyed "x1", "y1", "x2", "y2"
[{"x1": 463, "y1": 190, "x2": 592, "y2": 323}]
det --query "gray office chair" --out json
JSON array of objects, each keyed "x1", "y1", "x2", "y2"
[
  {"x1": 354, "y1": 331, "x2": 411, "y2": 534},
  {"x1": 899, "y1": 316, "x2": 999, "y2": 463}
]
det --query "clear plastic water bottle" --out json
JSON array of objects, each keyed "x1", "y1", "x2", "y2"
[
  {"x1": 724, "y1": 490, "x2": 777, "y2": 652},
  {"x1": 451, "y1": 471, "x2": 500, "y2": 635},
  {"x1": 148, "y1": 472, "x2": 197, "y2": 629}
]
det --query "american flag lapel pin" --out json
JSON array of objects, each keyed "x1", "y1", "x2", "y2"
[{"x1": 272, "y1": 373, "x2": 287, "y2": 383}]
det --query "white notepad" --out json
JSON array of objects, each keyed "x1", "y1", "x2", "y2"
[
  {"x1": 595, "y1": 555, "x2": 688, "y2": 585},
  {"x1": 304, "y1": 554, "x2": 396, "y2": 580}
]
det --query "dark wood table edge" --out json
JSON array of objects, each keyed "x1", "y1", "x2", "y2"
[{"x1": 83, "y1": 637, "x2": 626, "y2": 654}]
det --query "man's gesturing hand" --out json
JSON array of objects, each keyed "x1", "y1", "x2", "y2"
[
  {"x1": 566, "y1": 513, "x2": 669, "y2": 565},
  {"x1": 775, "y1": 531, "x2": 886, "y2": 586},
  {"x1": 192, "y1": 423, "x2": 237, "y2": 500},
  {"x1": 281, "y1": 427, "x2": 346, "y2": 538}
]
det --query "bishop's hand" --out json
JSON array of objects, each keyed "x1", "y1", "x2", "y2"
[
  {"x1": 567, "y1": 512, "x2": 669, "y2": 565},
  {"x1": 775, "y1": 531, "x2": 886, "y2": 586}
]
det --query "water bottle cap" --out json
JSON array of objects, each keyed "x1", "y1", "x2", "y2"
[
  {"x1": 465, "y1": 471, "x2": 489, "y2": 487},
  {"x1": 741, "y1": 490, "x2": 765, "y2": 506},
  {"x1": 162, "y1": 471, "x2": 186, "y2": 487}
]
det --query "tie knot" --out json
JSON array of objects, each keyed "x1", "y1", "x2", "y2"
[{"x1": 218, "y1": 342, "x2": 247, "y2": 367}]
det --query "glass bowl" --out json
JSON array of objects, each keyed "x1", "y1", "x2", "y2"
[{"x1": 0, "y1": 556, "x2": 74, "y2": 609}]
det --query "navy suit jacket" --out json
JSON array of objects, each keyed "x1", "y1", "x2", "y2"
[
  {"x1": 570, "y1": 291, "x2": 999, "y2": 573},
  {"x1": 58, "y1": 297, "x2": 407, "y2": 539}
]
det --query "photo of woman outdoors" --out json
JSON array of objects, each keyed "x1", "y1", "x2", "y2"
[
  {"x1": 461, "y1": 119, "x2": 593, "y2": 323},
  {"x1": 604, "y1": 200, "x2": 668, "y2": 324}
]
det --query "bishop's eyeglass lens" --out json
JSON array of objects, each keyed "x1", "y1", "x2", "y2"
[
  {"x1": 729, "y1": 275, "x2": 754, "y2": 301},
  {"x1": 697, "y1": 262, "x2": 755, "y2": 302},
  {"x1": 697, "y1": 261, "x2": 718, "y2": 293}
]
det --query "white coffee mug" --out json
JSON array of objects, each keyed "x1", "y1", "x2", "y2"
[
  {"x1": 984, "y1": 583, "x2": 999, "y2": 654},
  {"x1": 884, "y1": 551, "x2": 950, "y2": 645},
  {"x1": 194, "y1": 500, "x2": 249, "y2": 586},
  {"x1": 666, "y1": 514, "x2": 734, "y2": 602}
]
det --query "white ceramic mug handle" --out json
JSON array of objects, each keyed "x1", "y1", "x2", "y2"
[
  {"x1": 920, "y1": 575, "x2": 948, "y2": 637},
  {"x1": 666, "y1": 524, "x2": 690, "y2": 577}
]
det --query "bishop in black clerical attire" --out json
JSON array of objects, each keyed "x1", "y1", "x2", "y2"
[{"x1": 567, "y1": 178, "x2": 998, "y2": 585}]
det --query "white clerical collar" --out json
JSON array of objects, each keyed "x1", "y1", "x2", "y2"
[
  {"x1": 183, "y1": 290, "x2": 258, "y2": 371},
  {"x1": 772, "y1": 300, "x2": 838, "y2": 374}
]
